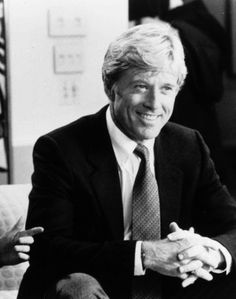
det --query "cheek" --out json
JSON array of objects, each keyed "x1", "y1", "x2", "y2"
[
  {"x1": 113, "y1": 100, "x2": 131, "y2": 125},
  {"x1": 116, "y1": 97, "x2": 136, "y2": 115},
  {"x1": 113, "y1": 92, "x2": 143, "y2": 122},
  {"x1": 163, "y1": 97, "x2": 176, "y2": 113}
]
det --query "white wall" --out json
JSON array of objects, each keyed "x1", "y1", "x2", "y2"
[{"x1": 5, "y1": 0, "x2": 128, "y2": 183}]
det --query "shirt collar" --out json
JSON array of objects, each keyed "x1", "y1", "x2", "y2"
[{"x1": 106, "y1": 106, "x2": 155, "y2": 167}]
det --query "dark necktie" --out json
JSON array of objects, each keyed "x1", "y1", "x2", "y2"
[
  {"x1": 132, "y1": 144, "x2": 161, "y2": 241},
  {"x1": 132, "y1": 143, "x2": 161, "y2": 299}
]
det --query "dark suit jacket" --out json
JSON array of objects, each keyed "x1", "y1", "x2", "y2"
[{"x1": 18, "y1": 105, "x2": 236, "y2": 299}]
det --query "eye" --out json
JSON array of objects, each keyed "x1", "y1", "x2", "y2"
[
  {"x1": 161, "y1": 85, "x2": 176, "y2": 94},
  {"x1": 134, "y1": 84, "x2": 148, "y2": 92},
  {"x1": 163, "y1": 85, "x2": 173, "y2": 91}
]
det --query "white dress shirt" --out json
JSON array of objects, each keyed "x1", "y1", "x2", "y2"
[{"x1": 105, "y1": 106, "x2": 232, "y2": 276}]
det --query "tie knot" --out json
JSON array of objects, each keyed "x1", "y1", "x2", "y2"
[{"x1": 134, "y1": 144, "x2": 149, "y2": 161}]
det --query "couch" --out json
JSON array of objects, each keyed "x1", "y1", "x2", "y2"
[{"x1": 0, "y1": 184, "x2": 31, "y2": 299}]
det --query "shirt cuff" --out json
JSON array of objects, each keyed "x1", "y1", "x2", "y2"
[
  {"x1": 134, "y1": 241, "x2": 146, "y2": 276},
  {"x1": 211, "y1": 241, "x2": 232, "y2": 275}
]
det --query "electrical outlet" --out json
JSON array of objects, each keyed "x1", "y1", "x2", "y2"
[{"x1": 60, "y1": 79, "x2": 79, "y2": 105}]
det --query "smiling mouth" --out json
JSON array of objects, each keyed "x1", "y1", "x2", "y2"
[{"x1": 137, "y1": 112, "x2": 161, "y2": 121}]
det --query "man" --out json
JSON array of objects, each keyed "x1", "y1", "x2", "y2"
[
  {"x1": 0, "y1": 217, "x2": 43, "y2": 267},
  {"x1": 18, "y1": 23, "x2": 236, "y2": 299}
]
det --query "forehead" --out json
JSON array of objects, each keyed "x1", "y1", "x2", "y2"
[{"x1": 119, "y1": 68, "x2": 179, "y2": 86}]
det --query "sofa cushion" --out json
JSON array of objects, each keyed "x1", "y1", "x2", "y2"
[{"x1": 0, "y1": 184, "x2": 31, "y2": 290}]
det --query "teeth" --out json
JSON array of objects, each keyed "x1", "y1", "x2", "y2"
[{"x1": 139, "y1": 113, "x2": 158, "y2": 120}]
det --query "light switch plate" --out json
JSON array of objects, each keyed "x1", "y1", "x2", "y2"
[
  {"x1": 53, "y1": 44, "x2": 84, "y2": 74},
  {"x1": 48, "y1": 7, "x2": 87, "y2": 37}
]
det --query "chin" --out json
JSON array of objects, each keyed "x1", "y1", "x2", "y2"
[
  {"x1": 146, "y1": 128, "x2": 162, "y2": 139},
  {"x1": 136, "y1": 131, "x2": 161, "y2": 141}
]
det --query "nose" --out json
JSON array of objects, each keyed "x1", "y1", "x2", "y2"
[{"x1": 143, "y1": 87, "x2": 162, "y2": 110}]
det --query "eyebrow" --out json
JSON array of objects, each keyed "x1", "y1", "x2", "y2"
[
  {"x1": 131, "y1": 78, "x2": 149, "y2": 82},
  {"x1": 131, "y1": 76, "x2": 178, "y2": 87},
  {"x1": 162, "y1": 83, "x2": 177, "y2": 87}
]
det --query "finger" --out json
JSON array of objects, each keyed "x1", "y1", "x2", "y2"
[
  {"x1": 168, "y1": 230, "x2": 193, "y2": 241},
  {"x1": 193, "y1": 268, "x2": 213, "y2": 281},
  {"x1": 168, "y1": 226, "x2": 196, "y2": 241},
  {"x1": 17, "y1": 227, "x2": 44, "y2": 238},
  {"x1": 178, "y1": 246, "x2": 218, "y2": 268},
  {"x1": 201, "y1": 237, "x2": 220, "y2": 251},
  {"x1": 169, "y1": 222, "x2": 181, "y2": 233},
  {"x1": 18, "y1": 236, "x2": 34, "y2": 245},
  {"x1": 168, "y1": 231, "x2": 185, "y2": 241},
  {"x1": 18, "y1": 252, "x2": 30, "y2": 261},
  {"x1": 179, "y1": 273, "x2": 189, "y2": 280},
  {"x1": 179, "y1": 260, "x2": 203, "y2": 274},
  {"x1": 202, "y1": 264, "x2": 213, "y2": 272},
  {"x1": 182, "y1": 275, "x2": 198, "y2": 288},
  {"x1": 178, "y1": 245, "x2": 205, "y2": 261},
  {"x1": 189, "y1": 227, "x2": 195, "y2": 233},
  {"x1": 14, "y1": 245, "x2": 30, "y2": 253},
  {"x1": 180, "y1": 258, "x2": 191, "y2": 265}
]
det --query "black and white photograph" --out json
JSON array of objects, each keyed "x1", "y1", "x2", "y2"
[{"x1": 0, "y1": 1, "x2": 236, "y2": 299}]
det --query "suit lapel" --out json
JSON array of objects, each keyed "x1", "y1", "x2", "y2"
[
  {"x1": 87, "y1": 106, "x2": 124, "y2": 240},
  {"x1": 87, "y1": 108, "x2": 183, "y2": 240},
  {"x1": 154, "y1": 134, "x2": 183, "y2": 238}
]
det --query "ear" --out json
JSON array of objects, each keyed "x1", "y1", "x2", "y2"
[{"x1": 110, "y1": 86, "x2": 116, "y2": 102}]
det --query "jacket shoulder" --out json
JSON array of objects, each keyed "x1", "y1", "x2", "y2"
[
  {"x1": 162, "y1": 121, "x2": 197, "y2": 141},
  {"x1": 39, "y1": 105, "x2": 107, "y2": 144},
  {"x1": 159, "y1": 122, "x2": 208, "y2": 163}
]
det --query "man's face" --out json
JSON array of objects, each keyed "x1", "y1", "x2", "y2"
[{"x1": 110, "y1": 68, "x2": 180, "y2": 142}]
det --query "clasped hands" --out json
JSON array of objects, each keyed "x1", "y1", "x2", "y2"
[{"x1": 142, "y1": 222, "x2": 224, "y2": 288}]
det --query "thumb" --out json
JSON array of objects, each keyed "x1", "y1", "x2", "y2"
[{"x1": 169, "y1": 222, "x2": 181, "y2": 233}]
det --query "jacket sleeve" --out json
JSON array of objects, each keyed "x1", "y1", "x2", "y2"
[
  {"x1": 194, "y1": 131, "x2": 236, "y2": 271},
  {"x1": 26, "y1": 135, "x2": 136, "y2": 281}
]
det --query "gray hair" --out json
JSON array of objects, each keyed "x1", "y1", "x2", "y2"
[{"x1": 102, "y1": 22, "x2": 187, "y2": 100}]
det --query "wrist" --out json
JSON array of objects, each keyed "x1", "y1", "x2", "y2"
[{"x1": 141, "y1": 241, "x2": 154, "y2": 270}]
